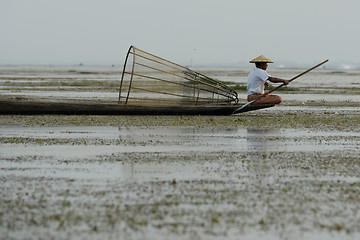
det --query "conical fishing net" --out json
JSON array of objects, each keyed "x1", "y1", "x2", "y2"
[{"x1": 119, "y1": 46, "x2": 238, "y2": 105}]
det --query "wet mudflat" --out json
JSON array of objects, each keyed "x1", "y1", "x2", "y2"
[
  {"x1": 0, "y1": 66, "x2": 360, "y2": 240},
  {"x1": 1, "y1": 109, "x2": 360, "y2": 240}
]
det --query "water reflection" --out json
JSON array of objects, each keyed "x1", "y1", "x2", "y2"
[
  {"x1": 2, "y1": 125, "x2": 359, "y2": 182},
  {"x1": 118, "y1": 162, "x2": 200, "y2": 182},
  {"x1": 246, "y1": 128, "x2": 280, "y2": 151},
  {"x1": 117, "y1": 126, "x2": 241, "y2": 146}
]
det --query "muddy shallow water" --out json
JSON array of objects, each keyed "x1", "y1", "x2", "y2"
[
  {"x1": 0, "y1": 66, "x2": 360, "y2": 240},
  {"x1": 1, "y1": 113, "x2": 359, "y2": 240},
  {"x1": 1, "y1": 126, "x2": 360, "y2": 157}
]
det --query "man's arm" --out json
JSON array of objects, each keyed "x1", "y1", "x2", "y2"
[{"x1": 268, "y1": 77, "x2": 289, "y2": 85}]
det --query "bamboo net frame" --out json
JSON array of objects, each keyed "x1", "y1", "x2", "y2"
[{"x1": 119, "y1": 46, "x2": 238, "y2": 105}]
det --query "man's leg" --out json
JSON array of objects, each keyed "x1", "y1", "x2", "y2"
[{"x1": 247, "y1": 94, "x2": 282, "y2": 105}]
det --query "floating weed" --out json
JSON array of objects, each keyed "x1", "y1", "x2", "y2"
[
  {"x1": 258, "y1": 219, "x2": 266, "y2": 225},
  {"x1": 62, "y1": 201, "x2": 71, "y2": 207},
  {"x1": 211, "y1": 217, "x2": 219, "y2": 224},
  {"x1": 0, "y1": 110, "x2": 358, "y2": 131},
  {"x1": 136, "y1": 221, "x2": 148, "y2": 226},
  {"x1": 58, "y1": 220, "x2": 65, "y2": 230}
]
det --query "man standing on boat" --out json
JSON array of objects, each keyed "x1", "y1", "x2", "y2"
[{"x1": 247, "y1": 55, "x2": 289, "y2": 105}]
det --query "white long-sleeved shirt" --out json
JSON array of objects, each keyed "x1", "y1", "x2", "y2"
[{"x1": 247, "y1": 68, "x2": 270, "y2": 95}]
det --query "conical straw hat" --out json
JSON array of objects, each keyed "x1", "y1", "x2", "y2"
[{"x1": 249, "y1": 55, "x2": 274, "y2": 63}]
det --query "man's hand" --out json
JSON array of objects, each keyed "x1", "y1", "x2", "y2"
[{"x1": 283, "y1": 80, "x2": 289, "y2": 85}]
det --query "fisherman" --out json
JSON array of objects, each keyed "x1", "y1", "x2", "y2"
[{"x1": 247, "y1": 55, "x2": 289, "y2": 105}]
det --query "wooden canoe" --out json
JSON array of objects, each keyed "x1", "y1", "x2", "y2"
[{"x1": 0, "y1": 98, "x2": 274, "y2": 115}]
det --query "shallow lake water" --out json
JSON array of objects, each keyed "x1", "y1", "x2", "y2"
[
  {"x1": 1, "y1": 126, "x2": 359, "y2": 183},
  {"x1": 1, "y1": 126, "x2": 359, "y2": 158},
  {"x1": 1, "y1": 122, "x2": 359, "y2": 240},
  {"x1": 0, "y1": 66, "x2": 359, "y2": 240}
]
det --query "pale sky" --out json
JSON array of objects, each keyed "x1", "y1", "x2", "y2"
[{"x1": 1, "y1": 0, "x2": 359, "y2": 68}]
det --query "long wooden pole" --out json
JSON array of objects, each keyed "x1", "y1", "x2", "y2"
[{"x1": 232, "y1": 59, "x2": 329, "y2": 114}]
